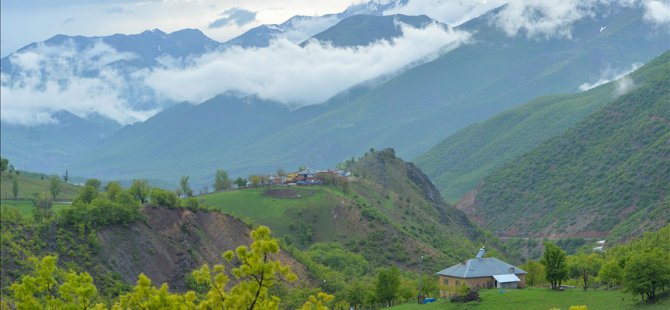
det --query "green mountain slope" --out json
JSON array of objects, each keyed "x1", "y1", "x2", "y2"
[
  {"x1": 0, "y1": 170, "x2": 79, "y2": 201},
  {"x1": 70, "y1": 4, "x2": 669, "y2": 183},
  {"x1": 202, "y1": 149, "x2": 513, "y2": 272},
  {"x1": 460, "y1": 53, "x2": 670, "y2": 239},
  {"x1": 416, "y1": 51, "x2": 670, "y2": 202},
  {"x1": 0, "y1": 111, "x2": 121, "y2": 175}
]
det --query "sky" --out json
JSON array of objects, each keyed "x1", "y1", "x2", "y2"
[{"x1": 0, "y1": 0, "x2": 361, "y2": 57}]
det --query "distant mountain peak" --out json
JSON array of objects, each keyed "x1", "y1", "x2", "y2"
[{"x1": 341, "y1": 0, "x2": 408, "y2": 17}]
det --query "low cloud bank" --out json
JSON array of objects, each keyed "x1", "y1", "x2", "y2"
[
  {"x1": 145, "y1": 23, "x2": 471, "y2": 107},
  {"x1": 578, "y1": 62, "x2": 642, "y2": 92},
  {"x1": 2, "y1": 23, "x2": 470, "y2": 125},
  {"x1": 1, "y1": 41, "x2": 158, "y2": 126},
  {"x1": 493, "y1": 0, "x2": 670, "y2": 39}
]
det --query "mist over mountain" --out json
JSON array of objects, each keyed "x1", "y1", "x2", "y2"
[
  {"x1": 1, "y1": 1, "x2": 668, "y2": 184},
  {"x1": 224, "y1": 0, "x2": 410, "y2": 48}
]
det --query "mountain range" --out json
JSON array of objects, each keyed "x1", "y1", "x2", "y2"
[
  {"x1": 72, "y1": 2, "x2": 668, "y2": 184},
  {"x1": 1, "y1": 2, "x2": 669, "y2": 191}
]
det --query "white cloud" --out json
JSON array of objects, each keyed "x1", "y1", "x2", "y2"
[
  {"x1": 615, "y1": 76, "x2": 635, "y2": 95},
  {"x1": 2, "y1": 23, "x2": 470, "y2": 125},
  {"x1": 492, "y1": 0, "x2": 670, "y2": 39},
  {"x1": 1, "y1": 41, "x2": 158, "y2": 126},
  {"x1": 385, "y1": 0, "x2": 507, "y2": 25},
  {"x1": 493, "y1": 0, "x2": 599, "y2": 39},
  {"x1": 280, "y1": 15, "x2": 342, "y2": 43},
  {"x1": 643, "y1": 0, "x2": 670, "y2": 23},
  {"x1": 578, "y1": 62, "x2": 642, "y2": 91},
  {"x1": 144, "y1": 23, "x2": 471, "y2": 107}
]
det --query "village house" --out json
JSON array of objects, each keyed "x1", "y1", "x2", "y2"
[
  {"x1": 436, "y1": 247, "x2": 526, "y2": 295},
  {"x1": 268, "y1": 166, "x2": 351, "y2": 186}
]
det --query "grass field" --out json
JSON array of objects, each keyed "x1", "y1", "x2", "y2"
[
  {"x1": 0, "y1": 199, "x2": 70, "y2": 217},
  {"x1": 390, "y1": 288, "x2": 670, "y2": 310},
  {"x1": 201, "y1": 186, "x2": 345, "y2": 239},
  {"x1": 0, "y1": 171, "x2": 79, "y2": 201}
]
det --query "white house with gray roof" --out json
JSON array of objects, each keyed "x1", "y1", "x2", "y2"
[{"x1": 436, "y1": 247, "x2": 526, "y2": 293}]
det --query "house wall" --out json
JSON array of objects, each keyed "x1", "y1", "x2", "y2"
[
  {"x1": 438, "y1": 275, "x2": 494, "y2": 292},
  {"x1": 439, "y1": 273, "x2": 526, "y2": 295},
  {"x1": 499, "y1": 282, "x2": 517, "y2": 289},
  {"x1": 517, "y1": 273, "x2": 526, "y2": 288}
]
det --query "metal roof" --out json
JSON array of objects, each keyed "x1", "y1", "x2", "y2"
[
  {"x1": 492, "y1": 274, "x2": 520, "y2": 283},
  {"x1": 436, "y1": 258, "x2": 527, "y2": 278}
]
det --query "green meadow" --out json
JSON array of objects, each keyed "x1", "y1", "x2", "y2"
[
  {"x1": 201, "y1": 186, "x2": 346, "y2": 238},
  {"x1": 0, "y1": 171, "x2": 79, "y2": 201},
  {"x1": 391, "y1": 288, "x2": 670, "y2": 310}
]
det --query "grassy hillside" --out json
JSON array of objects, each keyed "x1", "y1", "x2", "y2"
[
  {"x1": 202, "y1": 149, "x2": 512, "y2": 273},
  {"x1": 417, "y1": 51, "x2": 670, "y2": 202},
  {"x1": 389, "y1": 288, "x2": 670, "y2": 310},
  {"x1": 0, "y1": 170, "x2": 79, "y2": 201},
  {"x1": 462, "y1": 52, "x2": 670, "y2": 239}
]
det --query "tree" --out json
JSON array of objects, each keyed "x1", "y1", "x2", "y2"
[
  {"x1": 180, "y1": 176, "x2": 193, "y2": 197},
  {"x1": 9, "y1": 255, "x2": 103, "y2": 309},
  {"x1": 129, "y1": 179, "x2": 151, "y2": 204},
  {"x1": 85, "y1": 178, "x2": 101, "y2": 191},
  {"x1": 150, "y1": 188, "x2": 178, "y2": 208},
  {"x1": 0, "y1": 157, "x2": 8, "y2": 173},
  {"x1": 276, "y1": 168, "x2": 287, "y2": 178},
  {"x1": 32, "y1": 193, "x2": 53, "y2": 223},
  {"x1": 376, "y1": 267, "x2": 400, "y2": 307},
  {"x1": 520, "y1": 259, "x2": 546, "y2": 287},
  {"x1": 567, "y1": 253, "x2": 602, "y2": 290},
  {"x1": 249, "y1": 175, "x2": 262, "y2": 188},
  {"x1": 192, "y1": 226, "x2": 297, "y2": 309},
  {"x1": 214, "y1": 169, "x2": 231, "y2": 192},
  {"x1": 541, "y1": 242, "x2": 568, "y2": 289},
  {"x1": 234, "y1": 177, "x2": 247, "y2": 189},
  {"x1": 300, "y1": 292, "x2": 334, "y2": 310},
  {"x1": 12, "y1": 174, "x2": 19, "y2": 199},
  {"x1": 49, "y1": 175, "x2": 61, "y2": 200},
  {"x1": 600, "y1": 257, "x2": 624, "y2": 287},
  {"x1": 105, "y1": 181, "x2": 123, "y2": 202},
  {"x1": 116, "y1": 274, "x2": 193, "y2": 308},
  {"x1": 62, "y1": 170, "x2": 69, "y2": 183},
  {"x1": 421, "y1": 275, "x2": 438, "y2": 298},
  {"x1": 76, "y1": 185, "x2": 99, "y2": 204},
  {"x1": 345, "y1": 280, "x2": 374, "y2": 310},
  {"x1": 624, "y1": 249, "x2": 670, "y2": 301}
]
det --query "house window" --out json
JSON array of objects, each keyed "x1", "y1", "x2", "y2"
[
  {"x1": 456, "y1": 280, "x2": 460, "y2": 287},
  {"x1": 444, "y1": 278, "x2": 449, "y2": 285}
]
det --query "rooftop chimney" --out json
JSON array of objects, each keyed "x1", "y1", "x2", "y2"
[{"x1": 475, "y1": 246, "x2": 485, "y2": 258}]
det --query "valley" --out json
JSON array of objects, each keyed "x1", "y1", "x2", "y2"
[{"x1": 1, "y1": 0, "x2": 669, "y2": 308}]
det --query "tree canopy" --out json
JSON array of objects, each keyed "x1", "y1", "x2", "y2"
[{"x1": 542, "y1": 242, "x2": 568, "y2": 289}]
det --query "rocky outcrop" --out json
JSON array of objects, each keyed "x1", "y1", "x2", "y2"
[{"x1": 97, "y1": 206, "x2": 307, "y2": 291}]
